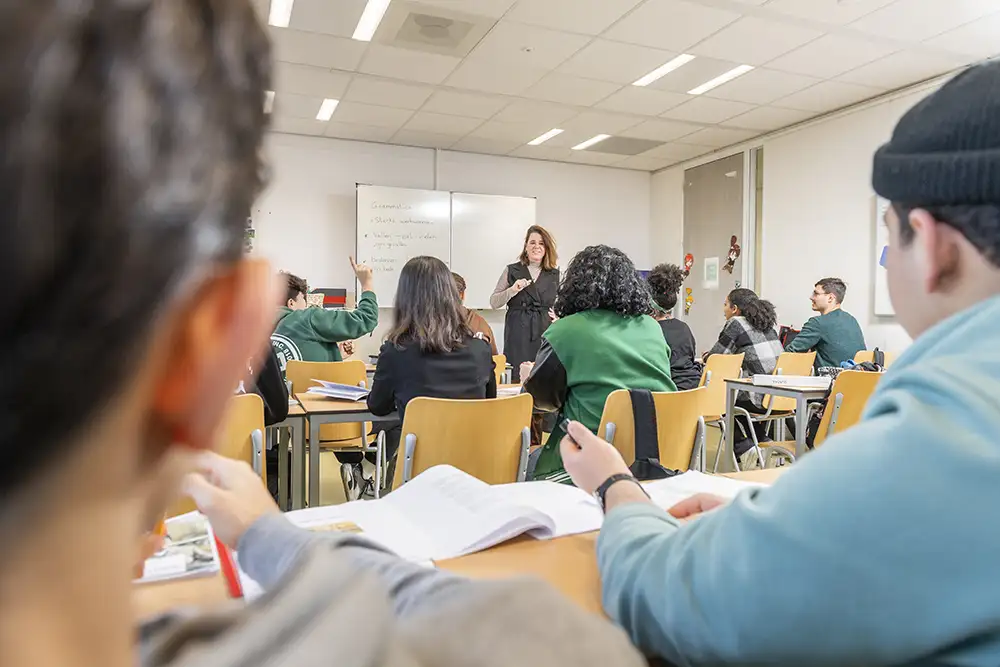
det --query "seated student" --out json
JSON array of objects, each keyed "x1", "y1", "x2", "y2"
[
  {"x1": 647, "y1": 263, "x2": 701, "y2": 390},
  {"x1": 0, "y1": 4, "x2": 645, "y2": 667},
  {"x1": 703, "y1": 288, "x2": 785, "y2": 466},
  {"x1": 523, "y1": 245, "x2": 674, "y2": 484},
  {"x1": 560, "y1": 61, "x2": 1000, "y2": 666},
  {"x1": 271, "y1": 261, "x2": 378, "y2": 367},
  {"x1": 452, "y1": 271, "x2": 499, "y2": 355},
  {"x1": 365, "y1": 257, "x2": 497, "y2": 488},
  {"x1": 785, "y1": 277, "x2": 866, "y2": 369}
]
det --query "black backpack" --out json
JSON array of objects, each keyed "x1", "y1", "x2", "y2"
[{"x1": 628, "y1": 389, "x2": 682, "y2": 481}]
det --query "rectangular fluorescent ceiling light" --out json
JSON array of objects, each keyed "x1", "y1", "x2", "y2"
[
  {"x1": 572, "y1": 134, "x2": 611, "y2": 151},
  {"x1": 264, "y1": 90, "x2": 275, "y2": 114},
  {"x1": 687, "y1": 65, "x2": 754, "y2": 95},
  {"x1": 268, "y1": 0, "x2": 294, "y2": 27},
  {"x1": 633, "y1": 54, "x2": 696, "y2": 87},
  {"x1": 528, "y1": 128, "x2": 564, "y2": 146},
  {"x1": 316, "y1": 98, "x2": 339, "y2": 121},
  {"x1": 353, "y1": 0, "x2": 392, "y2": 41}
]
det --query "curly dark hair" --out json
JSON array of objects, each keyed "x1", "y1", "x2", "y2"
[
  {"x1": 647, "y1": 263, "x2": 685, "y2": 313},
  {"x1": 728, "y1": 288, "x2": 778, "y2": 332},
  {"x1": 555, "y1": 245, "x2": 652, "y2": 318}
]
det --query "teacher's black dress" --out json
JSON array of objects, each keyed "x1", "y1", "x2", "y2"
[{"x1": 504, "y1": 262, "x2": 559, "y2": 382}]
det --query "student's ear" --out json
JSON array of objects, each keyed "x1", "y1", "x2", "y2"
[
  {"x1": 909, "y1": 208, "x2": 961, "y2": 294},
  {"x1": 153, "y1": 258, "x2": 278, "y2": 452}
]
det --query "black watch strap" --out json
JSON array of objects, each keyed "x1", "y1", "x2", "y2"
[{"x1": 594, "y1": 473, "x2": 648, "y2": 512}]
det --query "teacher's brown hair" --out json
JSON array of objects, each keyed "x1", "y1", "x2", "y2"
[{"x1": 519, "y1": 225, "x2": 558, "y2": 271}]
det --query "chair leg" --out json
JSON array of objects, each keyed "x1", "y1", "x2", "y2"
[
  {"x1": 712, "y1": 422, "x2": 726, "y2": 473},
  {"x1": 373, "y1": 429, "x2": 384, "y2": 499}
]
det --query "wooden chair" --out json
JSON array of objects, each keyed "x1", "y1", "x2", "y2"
[
  {"x1": 392, "y1": 393, "x2": 533, "y2": 487},
  {"x1": 759, "y1": 370, "x2": 882, "y2": 466},
  {"x1": 699, "y1": 354, "x2": 744, "y2": 472},
  {"x1": 854, "y1": 349, "x2": 897, "y2": 369},
  {"x1": 597, "y1": 388, "x2": 707, "y2": 472},
  {"x1": 285, "y1": 359, "x2": 375, "y2": 447},
  {"x1": 493, "y1": 354, "x2": 507, "y2": 386},
  {"x1": 168, "y1": 393, "x2": 265, "y2": 517}
]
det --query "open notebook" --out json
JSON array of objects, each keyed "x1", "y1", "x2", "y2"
[{"x1": 305, "y1": 379, "x2": 370, "y2": 401}]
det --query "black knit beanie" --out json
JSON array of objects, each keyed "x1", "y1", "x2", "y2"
[{"x1": 872, "y1": 60, "x2": 1000, "y2": 206}]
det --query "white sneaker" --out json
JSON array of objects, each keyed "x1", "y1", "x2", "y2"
[
  {"x1": 738, "y1": 448, "x2": 761, "y2": 470},
  {"x1": 340, "y1": 463, "x2": 362, "y2": 502}
]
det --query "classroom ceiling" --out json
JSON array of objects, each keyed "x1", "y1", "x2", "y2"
[{"x1": 254, "y1": 0, "x2": 999, "y2": 172}]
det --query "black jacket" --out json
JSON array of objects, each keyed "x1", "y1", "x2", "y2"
[
  {"x1": 366, "y1": 336, "x2": 497, "y2": 424},
  {"x1": 252, "y1": 346, "x2": 289, "y2": 426}
]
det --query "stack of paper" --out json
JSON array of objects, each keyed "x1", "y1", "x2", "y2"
[
  {"x1": 497, "y1": 385, "x2": 523, "y2": 397},
  {"x1": 644, "y1": 471, "x2": 767, "y2": 512},
  {"x1": 305, "y1": 379, "x2": 370, "y2": 401},
  {"x1": 752, "y1": 374, "x2": 830, "y2": 389}
]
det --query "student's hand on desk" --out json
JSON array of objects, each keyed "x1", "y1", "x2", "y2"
[
  {"x1": 560, "y1": 421, "x2": 632, "y2": 496},
  {"x1": 183, "y1": 452, "x2": 280, "y2": 549},
  {"x1": 667, "y1": 493, "x2": 727, "y2": 519}
]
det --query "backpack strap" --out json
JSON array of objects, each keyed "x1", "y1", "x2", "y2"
[{"x1": 629, "y1": 389, "x2": 659, "y2": 462}]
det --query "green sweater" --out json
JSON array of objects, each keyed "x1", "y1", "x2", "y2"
[
  {"x1": 272, "y1": 291, "x2": 379, "y2": 363},
  {"x1": 786, "y1": 308, "x2": 866, "y2": 369},
  {"x1": 525, "y1": 310, "x2": 675, "y2": 482}
]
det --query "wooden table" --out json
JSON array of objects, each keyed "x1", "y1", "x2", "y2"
[
  {"x1": 723, "y1": 378, "x2": 829, "y2": 463},
  {"x1": 268, "y1": 403, "x2": 306, "y2": 510},
  {"x1": 134, "y1": 469, "x2": 783, "y2": 620},
  {"x1": 295, "y1": 394, "x2": 398, "y2": 507}
]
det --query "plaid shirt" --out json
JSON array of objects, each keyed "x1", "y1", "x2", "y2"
[{"x1": 706, "y1": 316, "x2": 784, "y2": 407}]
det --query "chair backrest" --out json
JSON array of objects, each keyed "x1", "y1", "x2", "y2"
[
  {"x1": 286, "y1": 360, "x2": 368, "y2": 442},
  {"x1": 393, "y1": 393, "x2": 533, "y2": 487},
  {"x1": 597, "y1": 388, "x2": 706, "y2": 471},
  {"x1": 699, "y1": 353, "x2": 745, "y2": 417},
  {"x1": 493, "y1": 354, "x2": 507, "y2": 385},
  {"x1": 765, "y1": 351, "x2": 817, "y2": 411},
  {"x1": 168, "y1": 393, "x2": 265, "y2": 517},
  {"x1": 853, "y1": 349, "x2": 897, "y2": 369},
  {"x1": 814, "y1": 370, "x2": 881, "y2": 447}
]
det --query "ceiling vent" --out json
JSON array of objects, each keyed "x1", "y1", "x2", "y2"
[
  {"x1": 377, "y1": 2, "x2": 494, "y2": 57},
  {"x1": 582, "y1": 137, "x2": 665, "y2": 156}
]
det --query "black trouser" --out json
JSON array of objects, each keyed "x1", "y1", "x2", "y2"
[
  {"x1": 732, "y1": 398, "x2": 771, "y2": 457},
  {"x1": 334, "y1": 420, "x2": 401, "y2": 466}
]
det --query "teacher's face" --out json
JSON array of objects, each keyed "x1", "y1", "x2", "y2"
[{"x1": 525, "y1": 232, "x2": 546, "y2": 263}]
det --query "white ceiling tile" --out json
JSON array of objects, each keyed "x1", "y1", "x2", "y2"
[
  {"x1": 837, "y1": 50, "x2": 968, "y2": 89},
  {"x1": 271, "y1": 93, "x2": 324, "y2": 119},
  {"x1": 688, "y1": 16, "x2": 825, "y2": 66},
  {"x1": 272, "y1": 63, "x2": 352, "y2": 97},
  {"x1": 615, "y1": 155, "x2": 677, "y2": 171},
  {"x1": 332, "y1": 102, "x2": 414, "y2": 130},
  {"x1": 603, "y1": 0, "x2": 742, "y2": 51},
  {"x1": 403, "y1": 111, "x2": 484, "y2": 135},
  {"x1": 359, "y1": 44, "x2": 462, "y2": 85},
  {"x1": 509, "y1": 145, "x2": 576, "y2": 161},
  {"x1": 646, "y1": 56, "x2": 743, "y2": 94},
  {"x1": 596, "y1": 86, "x2": 691, "y2": 115},
  {"x1": 420, "y1": 91, "x2": 511, "y2": 118},
  {"x1": 704, "y1": 68, "x2": 820, "y2": 104},
  {"x1": 287, "y1": 0, "x2": 368, "y2": 38},
  {"x1": 523, "y1": 73, "x2": 622, "y2": 106},
  {"x1": 469, "y1": 119, "x2": 556, "y2": 142},
  {"x1": 492, "y1": 101, "x2": 579, "y2": 125},
  {"x1": 450, "y1": 136, "x2": 521, "y2": 154},
  {"x1": 674, "y1": 126, "x2": 759, "y2": 147},
  {"x1": 445, "y1": 59, "x2": 548, "y2": 95},
  {"x1": 775, "y1": 80, "x2": 884, "y2": 112},
  {"x1": 558, "y1": 40, "x2": 682, "y2": 85},
  {"x1": 763, "y1": 0, "x2": 897, "y2": 25},
  {"x1": 767, "y1": 33, "x2": 898, "y2": 79},
  {"x1": 390, "y1": 130, "x2": 460, "y2": 149},
  {"x1": 506, "y1": 0, "x2": 645, "y2": 35},
  {"x1": 269, "y1": 116, "x2": 330, "y2": 137},
  {"x1": 323, "y1": 122, "x2": 397, "y2": 143},
  {"x1": 269, "y1": 27, "x2": 368, "y2": 71},
  {"x1": 660, "y1": 97, "x2": 756, "y2": 123},
  {"x1": 639, "y1": 142, "x2": 715, "y2": 161},
  {"x1": 927, "y1": 12, "x2": 1000, "y2": 60},
  {"x1": 621, "y1": 119, "x2": 704, "y2": 141},
  {"x1": 721, "y1": 106, "x2": 814, "y2": 131},
  {"x1": 407, "y1": 0, "x2": 519, "y2": 18},
  {"x1": 560, "y1": 111, "x2": 644, "y2": 134},
  {"x1": 468, "y1": 22, "x2": 592, "y2": 70},
  {"x1": 849, "y1": 0, "x2": 1000, "y2": 42},
  {"x1": 344, "y1": 77, "x2": 435, "y2": 110},
  {"x1": 563, "y1": 151, "x2": 624, "y2": 166}
]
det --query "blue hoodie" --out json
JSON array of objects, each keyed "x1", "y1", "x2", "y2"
[{"x1": 598, "y1": 295, "x2": 1000, "y2": 666}]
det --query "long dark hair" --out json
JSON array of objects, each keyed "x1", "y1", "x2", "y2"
[
  {"x1": 555, "y1": 245, "x2": 652, "y2": 318},
  {"x1": 647, "y1": 263, "x2": 685, "y2": 313},
  {"x1": 387, "y1": 256, "x2": 472, "y2": 353},
  {"x1": 728, "y1": 288, "x2": 777, "y2": 332}
]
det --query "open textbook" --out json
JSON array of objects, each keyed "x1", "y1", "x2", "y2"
[
  {"x1": 135, "y1": 512, "x2": 221, "y2": 584},
  {"x1": 305, "y1": 379, "x2": 370, "y2": 401},
  {"x1": 644, "y1": 471, "x2": 767, "y2": 511}
]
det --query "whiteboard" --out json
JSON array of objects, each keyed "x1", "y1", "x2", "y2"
[
  {"x1": 356, "y1": 185, "x2": 451, "y2": 305},
  {"x1": 451, "y1": 193, "x2": 538, "y2": 309},
  {"x1": 874, "y1": 196, "x2": 894, "y2": 316}
]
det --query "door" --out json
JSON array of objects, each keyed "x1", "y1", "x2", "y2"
[{"x1": 682, "y1": 154, "x2": 745, "y2": 353}]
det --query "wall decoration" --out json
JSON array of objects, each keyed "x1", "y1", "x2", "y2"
[
  {"x1": 703, "y1": 257, "x2": 720, "y2": 290},
  {"x1": 723, "y1": 235, "x2": 741, "y2": 274},
  {"x1": 874, "y1": 196, "x2": 894, "y2": 316},
  {"x1": 683, "y1": 253, "x2": 695, "y2": 278},
  {"x1": 684, "y1": 288, "x2": 694, "y2": 315}
]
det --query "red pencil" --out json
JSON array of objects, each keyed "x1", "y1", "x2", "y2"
[{"x1": 215, "y1": 536, "x2": 244, "y2": 599}]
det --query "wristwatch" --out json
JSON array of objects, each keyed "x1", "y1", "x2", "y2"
[{"x1": 594, "y1": 473, "x2": 649, "y2": 513}]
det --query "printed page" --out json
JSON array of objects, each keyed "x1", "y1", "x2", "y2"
[
  {"x1": 488, "y1": 480, "x2": 602, "y2": 539},
  {"x1": 644, "y1": 471, "x2": 768, "y2": 512},
  {"x1": 134, "y1": 512, "x2": 220, "y2": 584}
]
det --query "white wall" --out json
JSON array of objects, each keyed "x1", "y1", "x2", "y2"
[
  {"x1": 254, "y1": 133, "x2": 651, "y2": 358},
  {"x1": 650, "y1": 166, "x2": 684, "y2": 267}
]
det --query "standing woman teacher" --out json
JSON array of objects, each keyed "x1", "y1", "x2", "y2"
[{"x1": 491, "y1": 225, "x2": 560, "y2": 382}]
